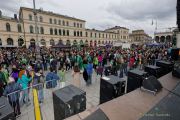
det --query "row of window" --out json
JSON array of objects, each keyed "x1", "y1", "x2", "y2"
[
  {"x1": 29, "y1": 14, "x2": 83, "y2": 28},
  {"x1": 6, "y1": 23, "x2": 22, "y2": 33},
  {"x1": 0, "y1": 38, "x2": 24, "y2": 46},
  {"x1": 85, "y1": 32, "x2": 117, "y2": 39}
]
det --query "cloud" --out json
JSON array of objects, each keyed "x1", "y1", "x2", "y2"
[{"x1": 106, "y1": 0, "x2": 176, "y2": 21}]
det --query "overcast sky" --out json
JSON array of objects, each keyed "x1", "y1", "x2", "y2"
[{"x1": 0, "y1": 0, "x2": 177, "y2": 36}]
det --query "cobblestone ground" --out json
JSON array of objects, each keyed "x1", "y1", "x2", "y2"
[{"x1": 17, "y1": 69, "x2": 101, "y2": 120}]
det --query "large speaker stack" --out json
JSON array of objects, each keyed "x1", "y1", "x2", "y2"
[
  {"x1": 171, "y1": 48, "x2": 180, "y2": 61},
  {"x1": 144, "y1": 65, "x2": 162, "y2": 78},
  {"x1": 127, "y1": 69, "x2": 148, "y2": 93},
  {"x1": 0, "y1": 97, "x2": 15, "y2": 120},
  {"x1": 177, "y1": 0, "x2": 180, "y2": 30},
  {"x1": 100, "y1": 75, "x2": 126, "y2": 104},
  {"x1": 53, "y1": 85, "x2": 86, "y2": 120},
  {"x1": 156, "y1": 61, "x2": 174, "y2": 76}
]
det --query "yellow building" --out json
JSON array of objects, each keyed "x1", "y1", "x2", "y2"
[{"x1": 0, "y1": 7, "x2": 130, "y2": 47}]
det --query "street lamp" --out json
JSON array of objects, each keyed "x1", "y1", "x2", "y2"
[{"x1": 33, "y1": 0, "x2": 41, "y2": 60}]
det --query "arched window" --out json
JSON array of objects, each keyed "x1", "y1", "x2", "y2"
[
  {"x1": 40, "y1": 27, "x2": 44, "y2": 34},
  {"x1": 59, "y1": 29, "x2": 62, "y2": 35},
  {"x1": 6, "y1": 23, "x2": 11, "y2": 32},
  {"x1": 30, "y1": 39, "x2": 35, "y2": 47},
  {"x1": 80, "y1": 40, "x2": 83, "y2": 45},
  {"x1": 86, "y1": 32, "x2": 88, "y2": 37},
  {"x1": 54, "y1": 28, "x2": 58, "y2": 35},
  {"x1": 63, "y1": 21, "x2": 65, "y2": 26},
  {"x1": 73, "y1": 40, "x2": 77, "y2": 45},
  {"x1": 63, "y1": 30, "x2": 66, "y2": 36},
  {"x1": 40, "y1": 16, "x2": 43, "y2": 22},
  {"x1": 7, "y1": 38, "x2": 13, "y2": 45},
  {"x1": 74, "y1": 31, "x2": 76, "y2": 36},
  {"x1": 74, "y1": 22, "x2": 76, "y2": 27},
  {"x1": 41, "y1": 39, "x2": 46, "y2": 46},
  {"x1": 29, "y1": 25, "x2": 34, "y2": 33},
  {"x1": 77, "y1": 23, "x2": 79, "y2": 28},
  {"x1": 29, "y1": 14, "x2": 32, "y2": 21},
  {"x1": 66, "y1": 40, "x2": 71, "y2": 46},
  {"x1": 58, "y1": 20, "x2": 61, "y2": 25},
  {"x1": 50, "y1": 28, "x2": 53, "y2": 35},
  {"x1": 49, "y1": 18, "x2": 52, "y2": 24},
  {"x1": 67, "y1": 30, "x2": 69, "y2": 36},
  {"x1": 66, "y1": 21, "x2": 69, "y2": 26},
  {"x1": 77, "y1": 31, "x2": 79, "y2": 37},
  {"x1": 0, "y1": 39, "x2": 2, "y2": 46},
  {"x1": 18, "y1": 38, "x2": 24, "y2": 46},
  {"x1": 80, "y1": 31, "x2": 82, "y2": 37},
  {"x1": 54, "y1": 19, "x2": 57, "y2": 24},
  {"x1": 17, "y1": 24, "x2": 22, "y2": 32},
  {"x1": 50, "y1": 39, "x2": 55, "y2": 46}
]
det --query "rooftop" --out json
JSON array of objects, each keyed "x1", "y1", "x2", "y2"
[{"x1": 105, "y1": 26, "x2": 129, "y2": 31}]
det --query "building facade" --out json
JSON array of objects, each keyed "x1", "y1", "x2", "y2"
[
  {"x1": 0, "y1": 7, "x2": 130, "y2": 48},
  {"x1": 129, "y1": 30, "x2": 152, "y2": 44},
  {"x1": 154, "y1": 32, "x2": 173, "y2": 43}
]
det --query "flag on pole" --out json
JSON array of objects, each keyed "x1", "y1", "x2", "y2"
[{"x1": 152, "y1": 20, "x2": 154, "y2": 25}]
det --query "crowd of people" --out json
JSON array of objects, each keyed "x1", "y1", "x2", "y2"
[{"x1": 0, "y1": 45, "x2": 171, "y2": 117}]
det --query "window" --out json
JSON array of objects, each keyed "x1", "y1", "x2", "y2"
[
  {"x1": 63, "y1": 30, "x2": 66, "y2": 36},
  {"x1": 86, "y1": 32, "x2": 88, "y2": 37},
  {"x1": 59, "y1": 29, "x2": 62, "y2": 35},
  {"x1": 50, "y1": 28, "x2": 53, "y2": 35},
  {"x1": 17, "y1": 24, "x2": 22, "y2": 33},
  {"x1": 58, "y1": 20, "x2": 61, "y2": 25},
  {"x1": 7, "y1": 38, "x2": 13, "y2": 45},
  {"x1": 90, "y1": 32, "x2": 92, "y2": 37},
  {"x1": 40, "y1": 27, "x2": 44, "y2": 34},
  {"x1": 66, "y1": 21, "x2": 69, "y2": 26},
  {"x1": 80, "y1": 31, "x2": 82, "y2": 37},
  {"x1": 18, "y1": 38, "x2": 24, "y2": 46},
  {"x1": 63, "y1": 21, "x2": 65, "y2": 26},
  {"x1": 54, "y1": 29, "x2": 58, "y2": 35},
  {"x1": 29, "y1": 14, "x2": 32, "y2": 21},
  {"x1": 40, "y1": 16, "x2": 43, "y2": 22},
  {"x1": 80, "y1": 24, "x2": 82, "y2": 28},
  {"x1": 77, "y1": 31, "x2": 79, "y2": 37},
  {"x1": 41, "y1": 39, "x2": 46, "y2": 46},
  {"x1": 29, "y1": 25, "x2": 34, "y2": 33},
  {"x1": 67, "y1": 30, "x2": 69, "y2": 36},
  {"x1": 95, "y1": 33, "x2": 97, "y2": 38},
  {"x1": 74, "y1": 22, "x2": 76, "y2": 27},
  {"x1": 74, "y1": 31, "x2": 76, "y2": 36},
  {"x1": 0, "y1": 39, "x2": 2, "y2": 46},
  {"x1": 50, "y1": 39, "x2": 55, "y2": 46},
  {"x1": 77, "y1": 23, "x2": 79, "y2": 28},
  {"x1": 106, "y1": 34, "x2": 107, "y2": 38},
  {"x1": 6, "y1": 23, "x2": 11, "y2": 32},
  {"x1": 99, "y1": 33, "x2": 101, "y2": 38},
  {"x1": 49, "y1": 18, "x2": 52, "y2": 24},
  {"x1": 37, "y1": 27, "x2": 39, "y2": 34},
  {"x1": 102, "y1": 34, "x2": 104, "y2": 38},
  {"x1": 54, "y1": 19, "x2": 57, "y2": 24}
]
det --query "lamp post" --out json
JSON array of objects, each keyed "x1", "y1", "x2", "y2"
[{"x1": 33, "y1": 0, "x2": 41, "y2": 60}]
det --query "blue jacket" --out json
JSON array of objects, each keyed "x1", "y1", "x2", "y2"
[
  {"x1": 86, "y1": 63, "x2": 93, "y2": 75},
  {"x1": 17, "y1": 75, "x2": 31, "y2": 90},
  {"x1": 46, "y1": 72, "x2": 59, "y2": 88}
]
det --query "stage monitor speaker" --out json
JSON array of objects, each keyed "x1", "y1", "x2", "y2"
[
  {"x1": 144, "y1": 65, "x2": 162, "y2": 78},
  {"x1": 156, "y1": 61, "x2": 174, "y2": 75},
  {"x1": 84, "y1": 109, "x2": 109, "y2": 120},
  {"x1": 0, "y1": 97, "x2": 15, "y2": 120},
  {"x1": 53, "y1": 85, "x2": 86, "y2": 120},
  {"x1": 172, "y1": 62, "x2": 180, "y2": 78},
  {"x1": 142, "y1": 76, "x2": 162, "y2": 94}
]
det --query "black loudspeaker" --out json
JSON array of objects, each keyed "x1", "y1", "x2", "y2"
[
  {"x1": 0, "y1": 97, "x2": 15, "y2": 120},
  {"x1": 127, "y1": 69, "x2": 148, "y2": 93},
  {"x1": 53, "y1": 85, "x2": 86, "y2": 120},
  {"x1": 100, "y1": 75, "x2": 126, "y2": 104},
  {"x1": 172, "y1": 62, "x2": 180, "y2": 78},
  {"x1": 104, "y1": 65, "x2": 112, "y2": 76},
  {"x1": 171, "y1": 48, "x2": 180, "y2": 61},
  {"x1": 177, "y1": 0, "x2": 180, "y2": 30},
  {"x1": 145, "y1": 65, "x2": 162, "y2": 78},
  {"x1": 156, "y1": 61, "x2": 174, "y2": 75},
  {"x1": 84, "y1": 109, "x2": 109, "y2": 120},
  {"x1": 142, "y1": 76, "x2": 162, "y2": 94}
]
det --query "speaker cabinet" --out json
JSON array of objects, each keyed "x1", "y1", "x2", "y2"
[
  {"x1": 127, "y1": 69, "x2": 148, "y2": 93},
  {"x1": 142, "y1": 76, "x2": 162, "y2": 94},
  {"x1": 177, "y1": 0, "x2": 180, "y2": 30},
  {"x1": 84, "y1": 109, "x2": 109, "y2": 120},
  {"x1": 100, "y1": 75, "x2": 126, "y2": 104},
  {"x1": 0, "y1": 97, "x2": 15, "y2": 120},
  {"x1": 53, "y1": 85, "x2": 86, "y2": 120},
  {"x1": 172, "y1": 62, "x2": 180, "y2": 78},
  {"x1": 171, "y1": 48, "x2": 180, "y2": 61},
  {"x1": 144, "y1": 65, "x2": 162, "y2": 78},
  {"x1": 156, "y1": 61, "x2": 174, "y2": 75}
]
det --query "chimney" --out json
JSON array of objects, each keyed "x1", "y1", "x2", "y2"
[
  {"x1": 0, "y1": 10, "x2": 2, "y2": 17},
  {"x1": 14, "y1": 14, "x2": 17, "y2": 20}
]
